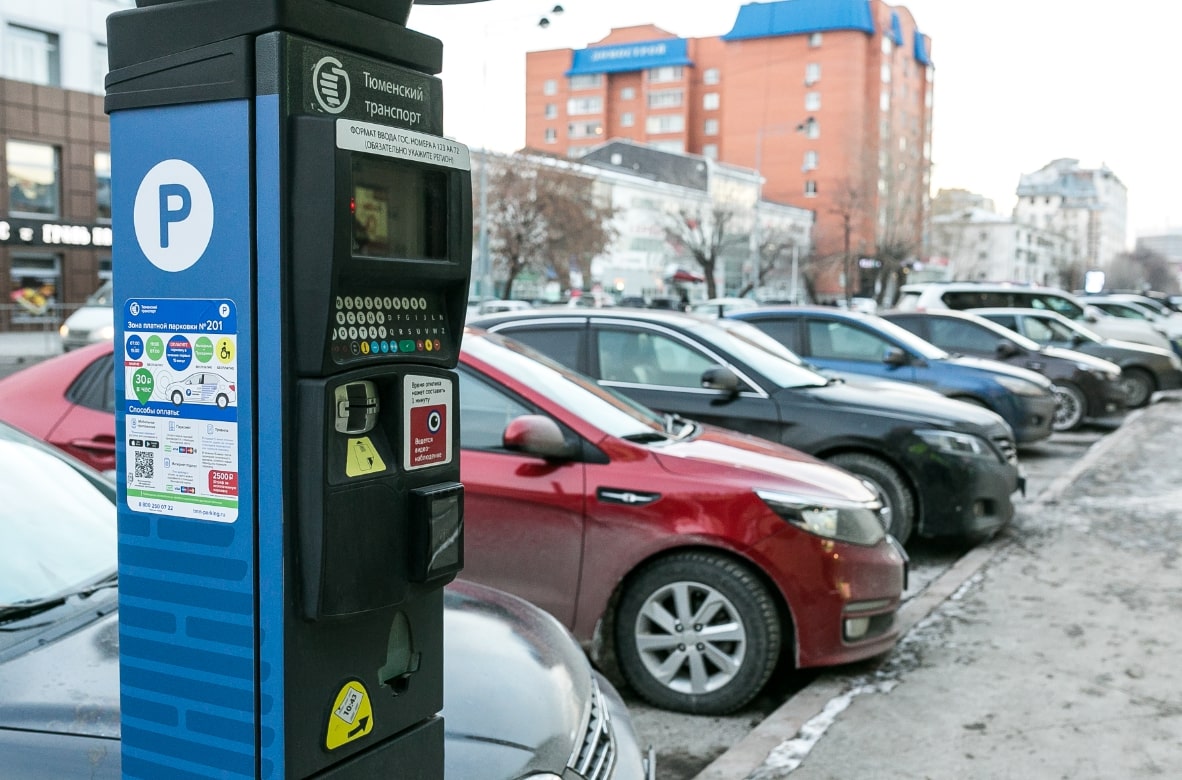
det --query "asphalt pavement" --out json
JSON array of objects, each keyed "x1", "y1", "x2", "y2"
[{"x1": 696, "y1": 395, "x2": 1182, "y2": 779}]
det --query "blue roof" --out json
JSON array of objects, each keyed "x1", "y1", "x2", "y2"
[
  {"x1": 566, "y1": 38, "x2": 692, "y2": 76},
  {"x1": 722, "y1": 0, "x2": 876, "y2": 41},
  {"x1": 914, "y1": 31, "x2": 931, "y2": 65},
  {"x1": 889, "y1": 12, "x2": 904, "y2": 45}
]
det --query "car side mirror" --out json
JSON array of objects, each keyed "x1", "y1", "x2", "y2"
[
  {"x1": 1071, "y1": 334, "x2": 1086, "y2": 347},
  {"x1": 701, "y1": 365, "x2": 741, "y2": 396},
  {"x1": 995, "y1": 339, "x2": 1020, "y2": 359},
  {"x1": 503, "y1": 415, "x2": 578, "y2": 460},
  {"x1": 882, "y1": 347, "x2": 909, "y2": 366}
]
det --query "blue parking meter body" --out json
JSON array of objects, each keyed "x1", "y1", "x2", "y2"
[{"x1": 106, "y1": 1, "x2": 470, "y2": 776}]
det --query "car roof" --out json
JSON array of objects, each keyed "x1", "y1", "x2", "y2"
[{"x1": 470, "y1": 307, "x2": 714, "y2": 329}]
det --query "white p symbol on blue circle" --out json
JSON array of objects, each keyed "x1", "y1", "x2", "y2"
[{"x1": 134, "y1": 159, "x2": 214, "y2": 272}]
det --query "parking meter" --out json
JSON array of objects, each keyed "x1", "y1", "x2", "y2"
[{"x1": 107, "y1": 1, "x2": 473, "y2": 776}]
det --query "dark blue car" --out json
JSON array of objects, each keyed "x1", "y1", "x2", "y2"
[{"x1": 726, "y1": 306, "x2": 1058, "y2": 444}]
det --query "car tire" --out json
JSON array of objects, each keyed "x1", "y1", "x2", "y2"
[
  {"x1": 1118, "y1": 368, "x2": 1155, "y2": 408},
  {"x1": 615, "y1": 552, "x2": 781, "y2": 715},
  {"x1": 171, "y1": 390, "x2": 183, "y2": 405},
  {"x1": 216, "y1": 394, "x2": 229, "y2": 409},
  {"x1": 1051, "y1": 382, "x2": 1086, "y2": 431},
  {"x1": 828, "y1": 452, "x2": 915, "y2": 545}
]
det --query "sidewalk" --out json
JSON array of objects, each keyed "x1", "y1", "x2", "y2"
[{"x1": 698, "y1": 397, "x2": 1182, "y2": 779}]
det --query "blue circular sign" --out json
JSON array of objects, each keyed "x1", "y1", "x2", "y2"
[
  {"x1": 126, "y1": 335, "x2": 144, "y2": 360},
  {"x1": 166, "y1": 335, "x2": 193, "y2": 370}
]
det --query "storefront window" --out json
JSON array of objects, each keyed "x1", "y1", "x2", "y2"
[
  {"x1": 7, "y1": 140, "x2": 60, "y2": 217},
  {"x1": 8, "y1": 255, "x2": 60, "y2": 323}
]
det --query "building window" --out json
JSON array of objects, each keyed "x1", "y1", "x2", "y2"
[
  {"x1": 880, "y1": 90, "x2": 890, "y2": 111},
  {"x1": 703, "y1": 68, "x2": 721, "y2": 85},
  {"x1": 702, "y1": 144, "x2": 718, "y2": 160},
  {"x1": 9, "y1": 254, "x2": 60, "y2": 323},
  {"x1": 805, "y1": 63, "x2": 821, "y2": 86},
  {"x1": 568, "y1": 121, "x2": 603, "y2": 139},
  {"x1": 7, "y1": 140, "x2": 60, "y2": 217},
  {"x1": 803, "y1": 151, "x2": 818, "y2": 171},
  {"x1": 544, "y1": 128, "x2": 557, "y2": 144},
  {"x1": 645, "y1": 114, "x2": 685, "y2": 134},
  {"x1": 543, "y1": 79, "x2": 558, "y2": 95},
  {"x1": 647, "y1": 89, "x2": 683, "y2": 109},
  {"x1": 647, "y1": 65, "x2": 683, "y2": 83},
  {"x1": 803, "y1": 117, "x2": 820, "y2": 139},
  {"x1": 93, "y1": 42, "x2": 108, "y2": 94},
  {"x1": 703, "y1": 92, "x2": 720, "y2": 110},
  {"x1": 569, "y1": 73, "x2": 602, "y2": 90},
  {"x1": 620, "y1": 112, "x2": 634, "y2": 128},
  {"x1": 95, "y1": 151, "x2": 111, "y2": 222},
  {"x1": 544, "y1": 103, "x2": 558, "y2": 119},
  {"x1": 704, "y1": 118, "x2": 719, "y2": 136},
  {"x1": 567, "y1": 96, "x2": 602, "y2": 115},
  {"x1": 5, "y1": 25, "x2": 60, "y2": 86},
  {"x1": 649, "y1": 140, "x2": 685, "y2": 153},
  {"x1": 621, "y1": 86, "x2": 635, "y2": 100},
  {"x1": 804, "y1": 181, "x2": 818, "y2": 197},
  {"x1": 882, "y1": 35, "x2": 893, "y2": 55},
  {"x1": 805, "y1": 91, "x2": 821, "y2": 111},
  {"x1": 809, "y1": 32, "x2": 823, "y2": 48},
  {"x1": 881, "y1": 63, "x2": 891, "y2": 83}
]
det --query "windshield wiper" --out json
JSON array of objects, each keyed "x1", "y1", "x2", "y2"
[
  {"x1": 663, "y1": 413, "x2": 695, "y2": 438},
  {"x1": 0, "y1": 574, "x2": 117, "y2": 625}
]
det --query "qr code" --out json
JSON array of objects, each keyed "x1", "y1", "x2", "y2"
[{"x1": 134, "y1": 451, "x2": 154, "y2": 480}]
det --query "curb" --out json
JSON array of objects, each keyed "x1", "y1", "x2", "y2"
[{"x1": 691, "y1": 407, "x2": 1147, "y2": 780}]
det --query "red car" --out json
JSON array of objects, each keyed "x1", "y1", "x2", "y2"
[
  {"x1": 0, "y1": 341, "x2": 116, "y2": 474},
  {"x1": 0, "y1": 332, "x2": 906, "y2": 714}
]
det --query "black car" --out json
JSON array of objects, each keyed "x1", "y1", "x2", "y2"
[
  {"x1": 882, "y1": 309, "x2": 1127, "y2": 431},
  {"x1": 469, "y1": 309, "x2": 1024, "y2": 545},
  {"x1": 0, "y1": 422, "x2": 653, "y2": 780},
  {"x1": 973, "y1": 307, "x2": 1182, "y2": 408}
]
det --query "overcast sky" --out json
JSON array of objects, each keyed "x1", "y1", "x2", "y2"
[{"x1": 410, "y1": 0, "x2": 1181, "y2": 242}]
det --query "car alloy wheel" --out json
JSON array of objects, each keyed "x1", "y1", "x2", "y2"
[
  {"x1": 1117, "y1": 368, "x2": 1154, "y2": 408},
  {"x1": 616, "y1": 552, "x2": 780, "y2": 715},
  {"x1": 1051, "y1": 382, "x2": 1085, "y2": 431}
]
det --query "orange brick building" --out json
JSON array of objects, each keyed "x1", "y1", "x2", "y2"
[{"x1": 524, "y1": 0, "x2": 933, "y2": 298}]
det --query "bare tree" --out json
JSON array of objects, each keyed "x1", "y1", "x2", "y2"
[
  {"x1": 871, "y1": 144, "x2": 927, "y2": 304},
  {"x1": 664, "y1": 206, "x2": 747, "y2": 299},
  {"x1": 827, "y1": 178, "x2": 869, "y2": 304},
  {"x1": 485, "y1": 154, "x2": 616, "y2": 298},
  {"x1": 736, "y1": 225, "x2": 801, "y2": 299},
  {"x1": 1105, "y1": 247, "x2": 1177, "y2": 292}
]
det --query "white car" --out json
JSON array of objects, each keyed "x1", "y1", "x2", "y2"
[
  {"x1": 165, "y1": 372, "x2": 236, "y2": 408},
  {"x1": 1083, "y1": 295, "x2": 1182, "y2": 343},
  {"x1": 894, "y1": 282, "x2": 1172, "y2": 350},
  {"x1": 59, "y1": 280, "x2": 114, "y2": 350}
]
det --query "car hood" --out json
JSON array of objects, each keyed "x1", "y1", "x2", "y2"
[
  {"x1": 0, "y1": 582, "x2": 593, "y2": 780},
  {"x1": 650, "y1": 424, "x2": 878, "y2": 503},
  {"x1": 791, "y1": 377, "x2": 1014, "y2": 434},
  {"x1": 943, "y1": 353, "x2": 1053, "y2": 388},
  {"x1": 442, "y1": 580, "x2": 592, "y2": 778},
  {"x1": 1041, "y1": 346, "x2": 1121, "y2": 373}
]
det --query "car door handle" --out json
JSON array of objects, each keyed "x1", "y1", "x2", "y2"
[
  {"x1": 70, "y1": 436, "x2": 116, "y2": 454},
  {"x1": 597, "y1": 488, "x2": 661, "y2": 506}
]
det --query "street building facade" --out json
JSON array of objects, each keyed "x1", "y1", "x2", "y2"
[
  {"x1": 1014, "y1": 158, "x2": 1129, "y2": 273},
  {"x1": 0, "y1": 1, "x2": 125, "y2": 330},
  {"x1": 928, "y1": 206, "x2": 1072, "y2": 287},
  {"x1": 524, "y1": 0, "x2": 933, "y2": 299}
]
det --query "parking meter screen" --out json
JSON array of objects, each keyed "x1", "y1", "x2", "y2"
[{"x1": 351, "y1": 156, "x2": 448, "y2": 261}]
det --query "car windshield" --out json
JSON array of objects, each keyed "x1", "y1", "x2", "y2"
[
  {"x1": 464, "y1": 331, "x2": 678, "y2": 440},
  {"x1": 703, "y1": 318, "x2": 830, "y2": 388},
  {"x1": 1042, "y1": 315, "x2": 1101, "y2": 343},
  {"x1": 0, "y1": 424, "x2": 116, "y2": 609},
  {"x1": 973, "y1": 318, "x2": 1044, "y2": 352}
]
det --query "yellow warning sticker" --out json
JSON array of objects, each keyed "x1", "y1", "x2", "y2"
[
  {"x1": 345, "y1": 436, "x2": 387, "y2": 478},
  {"x1": 326, "y1": 680, "x2": 374, "y2": 750}
]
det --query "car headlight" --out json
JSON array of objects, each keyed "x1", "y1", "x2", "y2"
[
  {"x1": 755, "y1": 489, "x2": 886, "y2": 546},
  {"x1": 915, "y1": 429, "x2": 992, "y2": 458},
  {"x1": 996, "y1": 374, "x2": 1048, "y2": 396},
  {"x1": 95, "y1": 324, "x2": 116, "y2": 342},
  {"x1": 59, "y1": 323, "x2": 70, "y2": 338}
]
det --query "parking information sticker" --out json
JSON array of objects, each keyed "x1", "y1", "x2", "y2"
[{"x1": 122, "y1": 298, "x2": 239, "y2": 522}]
